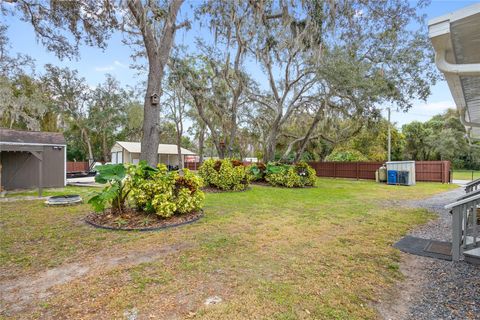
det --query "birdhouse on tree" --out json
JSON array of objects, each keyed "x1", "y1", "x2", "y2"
[{"x1": 150, "y1": 93, "x2": 159, "y2": 105}]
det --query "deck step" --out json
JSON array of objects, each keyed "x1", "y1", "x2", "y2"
[
  {"x1": 463, "y1": 247, "x2": 480, "y2": 265},
  {"x1": 465, "y1": 236, "x2": 478, "y2": 246}
]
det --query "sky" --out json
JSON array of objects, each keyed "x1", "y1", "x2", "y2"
[{"x1": 2, "y1": 0, "x2": 478, "y2": 129}]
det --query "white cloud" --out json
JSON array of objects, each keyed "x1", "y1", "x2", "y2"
[
  {"x1": 94, "y1": 60, "x2": 127, "y2": 72},
  {"x1": 94, "y1": 65, "x2": 115, "y2": 72},
  {"x1": 385, "y1": 99, "x2": 457, "y2": 127},
  {"x1": 413, "y1": 100, "x2": 454, "y2": 112},
  {"x1": 114, "y1": 60, "x2": 127, "y2": 68}
]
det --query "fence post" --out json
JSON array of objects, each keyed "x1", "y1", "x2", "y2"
[
  {"x1": 356, "y1": 162, "x2": 359, "y2": 180},
  {"x1": 334, "y1": 162, "x2": 336, "y2": 179},
  {"x1": 441, "y1": 162, "x2": 444, "y2": 184}
]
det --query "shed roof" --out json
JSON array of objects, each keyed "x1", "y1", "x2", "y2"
[
  {"x1": 115, "y1": 141, "x2": 196, "y2": 155},
  {"x1": 0, "y1": 128, "x2": 66, "y2": 145}
]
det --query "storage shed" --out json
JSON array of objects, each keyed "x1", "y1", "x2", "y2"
[
  {"x1": 386, "y1": 161, "x2": 416, "y2": 186},
  {"x1": 111, "y1": 141, "x2": 196, "y2": 167},
  {"x1": 0, "y1": 128, "x2": 66, "y2": 195}
]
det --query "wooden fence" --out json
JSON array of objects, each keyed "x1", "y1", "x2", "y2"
[
  {"x1": 67, "y1": 161, "x2": 90, "y2": 173},
  {"x1": 307, "y1": 161, "x2": 451, "y2": 183},
  {"x1": 415, "y1": 161, "x2": 451, "y2": 183},
  {"x1": 184, "y1": 162, "x2": 200, "y2": 170}
]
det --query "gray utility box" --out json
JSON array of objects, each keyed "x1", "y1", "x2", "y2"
[{"x1": 386, "y1": 161, "x2": 416, "y2": 186}]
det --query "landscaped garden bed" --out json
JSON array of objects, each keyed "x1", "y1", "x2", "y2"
[
  {"x1": 85, "y1": 209, "x2": 203, "y2": 231},
  {"x1": 248, "y1": 161, "x2": 317, "y2": 188},
  {"x1": 199, "y1": 158, "x2": 251, "y2": 192},
  {"x1": 86, "y1": 162, "x2": 205, "y2": 231}
]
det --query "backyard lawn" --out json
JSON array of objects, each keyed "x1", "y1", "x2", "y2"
[
  {"x1": 451, "y1": 170, "x2": 480, "y2": 181},
  {"x1": 0, "y1": 179, "x2": 456, "y2": 319}
]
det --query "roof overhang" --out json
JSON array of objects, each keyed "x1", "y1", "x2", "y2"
[
  {"x1": 428, "y1": 4, "x2": 480, "y2": 141},
  {"x1": 115, "y1": 141, "x2": 196, "y2": 156}
]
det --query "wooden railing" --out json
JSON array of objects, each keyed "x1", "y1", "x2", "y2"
[
  {"x1": 445, "y1": 192, "x2": 480, "y2": 261},
  {"x1": 465, "y1": 178, "x2": 480, "y2": 193}
]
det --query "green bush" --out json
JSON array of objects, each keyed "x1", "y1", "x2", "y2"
[
  {"x1": 325, "y1": 148, "x2": 368, "y2": 162},
  {"x1": 294, "y1": 162, "x2": 317, "y2": 186},
  {"x1": 265, "y1": 162, "x2": 316, "y2": 188},
  {"x1": 129, "y1": 164, "x2": 205, "y2": 218},
  {"x1": 199, "y1": 158, "x2": 250, "y2": 191},
  {"x1": 89, "y1": 162, "x2": 205, "y2": 218},
  {"x1": 247, "y1": 162, "x2": 267, "y2": 181},
  {"x1": 88, "y1": 163, "x2": 130, "y2": 213}
]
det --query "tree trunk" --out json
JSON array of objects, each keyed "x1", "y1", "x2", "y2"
[
  {"x1": 264, "y1": 114, "x2": 282, "y2": 162},
  {"x1": 217, "y1": 143, "x2": 225, "y2": 159},
  {"x1": 102, "y1": 134, "x2": 109, "y2": 162},
  {"x1": 176, "y1": 125, "x2": 183, "y2": 169},
  {"x1": 198, "y1": 124, "x2": 205, "y2": 163},
  {"x1": 191, "y1": 94, "x2": 224, "y2": 159},
  {"x1": 81, "y1": 128, "x2": 94, "y2": 165},
  {"x1": 264, "y1": 130, "x2": 278, "y2": 162},
  {"x1": 176, "y1": 141, "x2": 183, "y2": 169},
  {"x1": 129, "y1": 0, "x2": 184, "y2": 167},
  {"x1": 293, "y1": 104, "x2": 325, "y2": 162},
  {"x1": 227, "y1": 121, "x2": 237, "y2": 158},
  {"x1": 140, "y1": 66, "x2": 162, "y2": 166}
]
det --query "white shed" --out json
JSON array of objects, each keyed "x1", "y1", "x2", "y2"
[
  {"x1": 110, "y1": 141, "x2": 196, "y2": 167},
  {"x1": 386, "y1": 161, "x2": 416, "y2": 186}
]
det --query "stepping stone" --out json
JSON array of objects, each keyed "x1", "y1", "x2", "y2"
[{"x1": 204, "y1": 296, "x2": 222, "y2": 305}]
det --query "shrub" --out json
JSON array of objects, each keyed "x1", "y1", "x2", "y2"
[
  {"x1": 88, "y1": 164, "x2": 130, "y2": 213},
  {"x1": 89, "y1": 162, "x2": 205, "y2": 218},
  {"x1": 265, "y1": 161, "x2": 316, "y2": 188},
  {"x1": 129, "y1": 164, "x2": 204, "y2": 218},
  {"x1": 294, "y1": 162, "x2": 316, "y2": 186},
  {"x1": 199, "y1": 158, "x2": 250, "y2": 191},
  {"x1": 325, "y1": 148, "x2": 368, "y2": 162},
  {"x1": 247, "y1": 162, "x2": 267, "y2": 181}
]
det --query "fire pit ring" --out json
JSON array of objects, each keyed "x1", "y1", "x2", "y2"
[{"x1": 45, "y1": 194, "x2": 83, "y2": 206}]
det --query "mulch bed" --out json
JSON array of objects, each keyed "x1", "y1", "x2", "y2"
[
  {"x1": 85, "y1": 208, "x2": 203, "y2": 231},
  {"x1": 250, "y1": 181, "x2": 271, "y2": 187}
]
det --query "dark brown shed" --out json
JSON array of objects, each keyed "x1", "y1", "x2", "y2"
[{"x1": 0, "y1": 128, "x2": 66, "y2": 195}]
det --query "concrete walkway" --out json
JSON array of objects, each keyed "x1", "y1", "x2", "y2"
[
  {"x1": 66, "y1": 176, "x2": 100, "y2": 187},
  {"x1": 451, "y1": 179, "x2": 471, "y2": 186}
]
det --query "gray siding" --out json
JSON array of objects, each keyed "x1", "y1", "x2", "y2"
[{"x1": 1, "y1": 147, "x2": 65, "y2": 190}]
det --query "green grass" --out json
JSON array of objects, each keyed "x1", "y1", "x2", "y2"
[
  {"x1": 0, "y1": 179, "x2": 457, "y2": 319},
  {"x1": 451, "y1": 170, "x2": 480, "y2": 181}
]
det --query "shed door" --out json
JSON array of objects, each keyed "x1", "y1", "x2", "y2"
[
  {"x1": 111, "y1": 152, "x2": 117, "y2": 164},
  {"x1": 117, "y1": 151, "x2": 123, "y2": 164}
]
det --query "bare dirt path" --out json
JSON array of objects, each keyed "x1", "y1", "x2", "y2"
[
  {"x1": 0, "y1": 242, "x2": 190, "y2": 315},
  {"x1": 377, "y1": 187, "x2": 480, "y2": 320}
]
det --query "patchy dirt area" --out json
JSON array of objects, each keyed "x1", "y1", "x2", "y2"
[
  {"x1": 376, "y1": 253, "x2": 430, "y2": 320},
  {"x1": 85, "y1": 209, "x2": 203, "y2": 230},
  {"x1": 0, "y1": 243, "x2": 190, "y2": 315}
]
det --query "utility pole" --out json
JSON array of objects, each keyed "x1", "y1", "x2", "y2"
[{"x1": 387, "y1": 107, "x2": 391, "y2": 162}]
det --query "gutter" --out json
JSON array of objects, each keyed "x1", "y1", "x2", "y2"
[
  {"x1": 458, "y1": 107, "x2": 480, "y2": 128},
  {"x1": 0, "y1": 142, "x2": 67, "y2": 147},
  {"x1": 435, "y1": 50, "x2": 480, "y2": 130},
  {"x1": 435, "y1": 50, "x2": 480, "y2": 76}
]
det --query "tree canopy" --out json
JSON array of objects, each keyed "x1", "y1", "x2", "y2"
[{"x1": 3, "y1": 0, "x2": 474, "y2": 169}]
